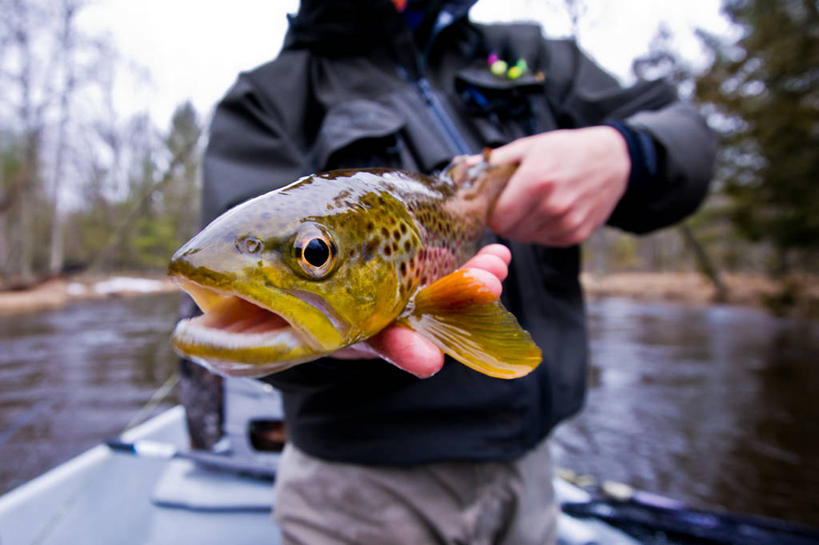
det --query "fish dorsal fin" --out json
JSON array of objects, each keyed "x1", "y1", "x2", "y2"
[{"x1": 398, "y1": 269, "x2": 542, "y2": 379}]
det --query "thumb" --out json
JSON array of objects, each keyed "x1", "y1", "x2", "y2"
[{"x1": 488, "y1": 136, "x2": 536, "y2": 166}]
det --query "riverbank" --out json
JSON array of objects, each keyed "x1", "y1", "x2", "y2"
[
  {"x1": 582, "y1": 272, "x2": 819, "y2": 318},
  {"x1": 1, "y1": 272, "x2": 818, "y2": 318},
  {"x1": 0, "y1": 275, "x2": 178, "y2": 314}
]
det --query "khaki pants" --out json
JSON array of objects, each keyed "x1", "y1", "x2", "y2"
[{"x1": 273, "y1": 439, "x2": 557, "y2": 545}]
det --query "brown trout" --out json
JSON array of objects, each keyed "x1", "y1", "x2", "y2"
[{"x1": 168, "y1": 156, "x2": 541, "y2": 379}]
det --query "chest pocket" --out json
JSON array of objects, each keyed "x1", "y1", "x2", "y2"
[
  {"x1": 315, "y1": 99, "x2": 409, "y2": 172},
  {"x1": 455, "y1": 66, "x2": 558, "y2": 147}
]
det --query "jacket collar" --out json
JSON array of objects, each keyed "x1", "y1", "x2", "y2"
[{"x1": 283, "y1": 0, "x2": 477, "y2": 55}]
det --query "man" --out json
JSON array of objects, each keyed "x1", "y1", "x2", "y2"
[{"x1": 201, "y1": 1, "x2": 716, "y2": 543}]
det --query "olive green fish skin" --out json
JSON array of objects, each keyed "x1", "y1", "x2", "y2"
[{"x1": 169, "y1": 161, "x2": 513, "y2": 373}]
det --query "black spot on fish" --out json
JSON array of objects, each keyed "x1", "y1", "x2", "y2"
[{"x1": 363, "y1": 239, "x2": 379, "y2": 261}]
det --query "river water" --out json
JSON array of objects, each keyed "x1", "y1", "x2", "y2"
[{"x1": 0, "y1": 293, "x2": 817, "y2": 528}]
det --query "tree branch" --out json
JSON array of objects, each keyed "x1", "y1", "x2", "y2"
[{"x1": 87, "y1": 138, "x2": 197, "y2": 271}]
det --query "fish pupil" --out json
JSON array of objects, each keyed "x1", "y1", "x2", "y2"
[{"x1": 304, "y1": 238, "x2": 330, "y2": 267}]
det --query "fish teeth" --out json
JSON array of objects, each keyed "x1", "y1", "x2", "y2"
[{"x1": 174, "y1": 318, "x2": 303, "y2": 350}]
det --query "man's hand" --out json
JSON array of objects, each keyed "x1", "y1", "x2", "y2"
[
  {"x1": 331, "y1": 244, "x2": 512, "y2": 378},
  {"x1": 489, "y1": 126, "x2": 630, "y2": 247}
]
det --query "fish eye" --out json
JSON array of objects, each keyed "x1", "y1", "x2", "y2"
[{"x1": 293, "y1": 225, "x2": 337, "y2": 279}]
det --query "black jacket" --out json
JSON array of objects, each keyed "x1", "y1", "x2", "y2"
[{"x1": 202, "y1": 0, "x2": 717, "y2": 465}]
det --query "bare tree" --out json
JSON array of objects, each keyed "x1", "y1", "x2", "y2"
[
  {"x1": 632, "y1": 24, "x2": 728, "y2": 298},
  {"x1": 0, "y1": 0, "x2": 51, "y2": 282},
  {"x1": 48, "y1": 0, "x2": 82, "y2": 274},
  {"x1": 88, "y1": 103, "x2": 202, "y2": 272},
  {"x1": 0, "y1": 0, "x2": 120, "y2": 284},
  {"x1": 562, "y1": 0, "x2": 587, "y2": 41}
]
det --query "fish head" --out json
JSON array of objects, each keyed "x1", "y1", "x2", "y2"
[{"x1": 169, "y1": 171, "x2": 424, "y2": 377}]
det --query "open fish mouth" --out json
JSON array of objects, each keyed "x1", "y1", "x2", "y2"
[
  {"x1": 177, "y1": 278, "x2": 294, "y2": 336},
  {"x1": 171, "y1": 278, "x2": 325, "y2": 377}
]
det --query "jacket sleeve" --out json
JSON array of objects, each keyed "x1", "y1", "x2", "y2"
[
  {"x1": 201, "y1": 69, "x2": 311, "y2": 226},
  {"x1": 545, "y1": 40, "x2": 718, "y2": 234}
]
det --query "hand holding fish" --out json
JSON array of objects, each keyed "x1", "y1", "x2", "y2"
[
  {"x1": 488, "y1": 126, "x2": 630, "y2": 247},
  {"x1": 330, "y1": 244, "x2": 511, "y2": 378}
]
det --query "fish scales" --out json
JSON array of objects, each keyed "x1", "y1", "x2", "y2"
[{"x1": 288, "y1": 167, "x2": 489, "y2": 295}]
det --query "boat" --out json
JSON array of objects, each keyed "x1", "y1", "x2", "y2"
[{"x1": 1, "y1": 377, "x2": 817, "y2": 545}]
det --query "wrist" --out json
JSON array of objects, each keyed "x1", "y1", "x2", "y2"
[
  {"x1": 604, "y1": 122, "x2": 658, "y2": 195},
  {"x1": 597, "y1": 125, "x2": 630, "y2": 193}
]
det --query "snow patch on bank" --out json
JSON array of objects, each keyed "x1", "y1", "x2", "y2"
[{"x1": 92, "y1": 277, "x2": 167, "y2": 295}]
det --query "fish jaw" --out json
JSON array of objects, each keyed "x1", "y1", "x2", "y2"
[{"x1": 170, "y1": 274, "x2": 347, "y2": 378}]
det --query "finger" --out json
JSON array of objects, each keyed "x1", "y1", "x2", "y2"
[
  {"x1": 535, "y1": 197, "x2": 602, "y2": 246},
  {"x1": 460, "y1": 267, "x2": 502, "y2": 298},
  {"x1": 536, "y1": 214, "x2": 594, "y2": 247},
  {"x1": 460, "y1": 253, "x2": 508, "y2": 282},
  {"x1": 488, "y1": 136, "x2": 536, "y2": 166},
  {"x1": 367, "y1": 325, "x2": 444, "y2": 378},
  {"x1": 501, "y1": 198, "x2": 574, "y2": 243},
  {"x1": 476, "y1": 243, "x2": 512, "y2": 265},
  {"x1": 464, "y1": 153, "x2": 484, "y2": 166},
  {"x1": 490, "y1": 158, "x2": 550, "y2": 234}
]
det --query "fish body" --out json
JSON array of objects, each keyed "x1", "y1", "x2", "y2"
[{"x1": 169, "y1": 157, "x2": 541, "y2": 379}]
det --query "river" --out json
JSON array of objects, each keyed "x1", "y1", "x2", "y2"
[{"x1": 0, "y1": 293, "x2": 817, "y2": 528}]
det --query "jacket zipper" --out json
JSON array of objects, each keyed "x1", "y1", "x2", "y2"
[
  {"x1": 416, "y1": 77, "x2": 472, "y2": 156},
  {"x1": 408, "y1": 8, "x2": 472, "y2": 157}
]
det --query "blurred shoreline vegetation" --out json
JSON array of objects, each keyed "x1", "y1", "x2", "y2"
[
  {"x1": 585, "y1": 0, "x2": 818, "y2": 315},
  {"x1": 0, "y1": 0, "x2": 202, "y2": 287},
  {"x1": 0, "y1": 0, "x2": 816, "y2": 316}
]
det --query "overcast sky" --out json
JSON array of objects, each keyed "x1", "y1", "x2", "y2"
[{"x1": 78, "y1": 0, "x2": 731, "y2": 129}]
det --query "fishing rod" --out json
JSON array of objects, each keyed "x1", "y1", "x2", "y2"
[
  {"x1": 558, "y1": 469, "x2": 819, "y2": 545},
  {"x1": 105, "y1": 438, "x2": 278, "y2": 481}
]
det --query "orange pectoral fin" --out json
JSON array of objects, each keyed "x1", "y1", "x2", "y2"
[{"x1": 398, "y1": 270, "x2": 542, "y2": 379}]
